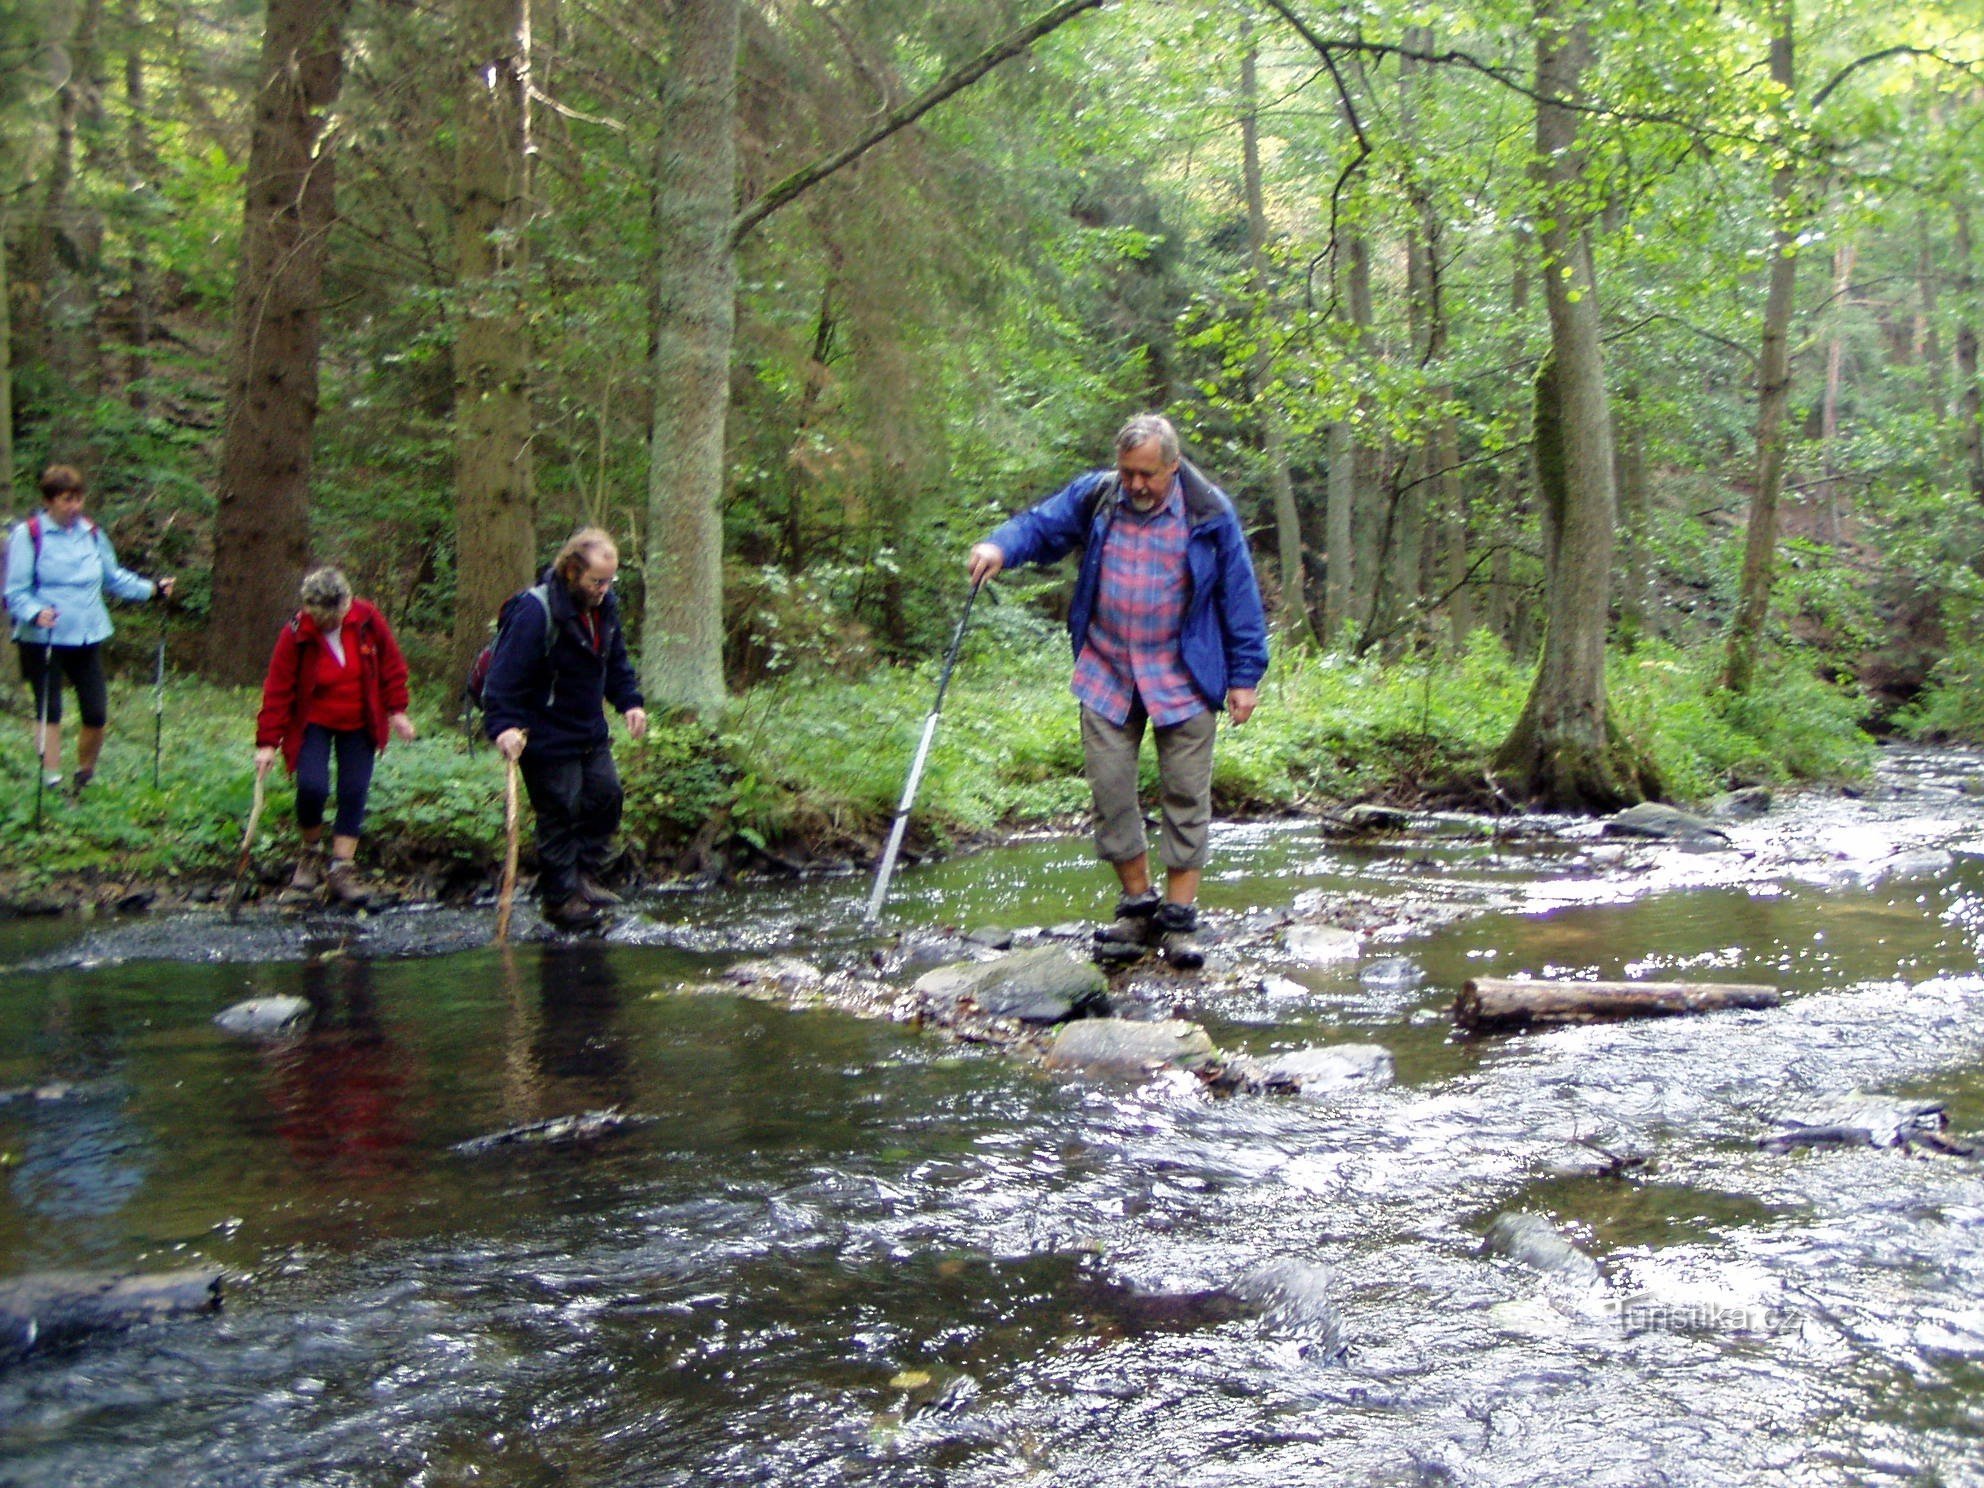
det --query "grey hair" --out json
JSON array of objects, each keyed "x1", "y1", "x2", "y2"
[
  {"x1": 553, "y1": 526, "x2": 619, "y2": 584},
  {"x1": 299, "y1": 567, "x2": 353, "y2": 613},
  {"x1": 1115, "y1": 413, "x2": 1179, "y2": 465}
]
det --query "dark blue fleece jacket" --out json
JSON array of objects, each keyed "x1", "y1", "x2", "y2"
[{"x1": 482, "y1": 573, "x2": 643, "y2": 760}]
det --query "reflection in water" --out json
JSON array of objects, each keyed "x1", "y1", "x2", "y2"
[
  {"x1": 265, "y1": 957, "x2": 415, "y2": 1178},
  {"x1": 7, "y1": 988, "x2": 147, "y2": 1224},
  {"x1": 497, "y1": 943, "x2": 632, "y2": 1124}
]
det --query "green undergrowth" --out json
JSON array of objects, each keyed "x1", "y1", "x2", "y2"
[{"x1": 0, "y1": 632, "x2": 1873, "y2": 892}]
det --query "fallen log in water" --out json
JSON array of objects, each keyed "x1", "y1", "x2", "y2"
[{"x1": 1456, "y1": 977, "x2": 1780, "y2": 1032}]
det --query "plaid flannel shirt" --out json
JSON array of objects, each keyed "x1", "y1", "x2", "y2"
[{"x1": 1071, "y1": 480, "x2": 1204, "y2": 726}]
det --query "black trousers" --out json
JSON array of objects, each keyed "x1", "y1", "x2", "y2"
[{"x1": 520, "y1": 743, "x2": 622, "y2": 904}]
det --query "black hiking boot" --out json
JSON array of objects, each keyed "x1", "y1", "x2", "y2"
[
  {"x1": 1093, "y1": 888, "x2": 1160, "y2": 964},
  {"x1": 1155, "y1": 901, "x2": 1204, "y2": 971},
  {"x1": 575, "y1": 874, "x2": 622, "y2": 907},
  {"x1": 544, "y1": 893, "x2": 606, "y2": 932}
]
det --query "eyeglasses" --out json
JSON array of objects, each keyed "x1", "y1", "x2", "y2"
[{"x1": 580, "y1": 574, "x2": 616, "y2": 592}]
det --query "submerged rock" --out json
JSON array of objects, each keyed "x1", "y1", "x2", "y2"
[
  {"x1": 1044, "y1": 1018, "x2": 1216, "y2": 1076},
  {"x1": 1762, "y1": 1093, "x2": 1951, "y2": 1153},
  {"x1": 722, "y1": 957, "x2": 824, "y2": 990},
  {"x1": 913, "y1": 946, "x2": 1109, "y2": 1026},
  {"x1": 1482, "y1": 1211, "x2": 1603, "y2": 1289},
  {"x1": 0, "y1": 1268, "x2": 222, "y2": 1362},
  {"x1": 213, "y1": 995, "x2": 313, "y2": 1039},
  {"x1": 1257, "y1": 1044, "x2": 1395, "y2": 1096},
  {"x1": 1285, "y1": 926, "x2": 1361, "y2": 965},
  {"x1": 1323, "y1": 804, "x2": 1412, "y2": 834},
  {"x1": 451, "y1": 1108, "x2": 653, "y2": 1156},
  {"x1": 1358, "y1": 956, "x2": 1426, "y2": 989},
  {"x1": 1225, "y1": 1258, "x2": 1344, "y2": 1360}
]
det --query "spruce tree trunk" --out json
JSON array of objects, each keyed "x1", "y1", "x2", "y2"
[
  {"x1": 1489, "y1": 2, "x2": 1630, "y2": 810},
  {"x1": 1240, "y1": 34, "x2": 1312, "y2": 645},
  {"x1": 207, "y1": 0, "x2": 351, "y2": 682},
  {"x1": 1722, "y1": 1, "x2": 1798, "y2": 694},
  {"x1": 642, "y1": 0, "x2": 740, "y2": 718},
  {"x1": 123, "y1": 0, "x2": 157, "y2": 412},
  {"x1": 450, "y1": 0, "x2": 537, "y2": 685},
  {"x1": 0, "y1": 217, "x2": 12, "y2": 512}
]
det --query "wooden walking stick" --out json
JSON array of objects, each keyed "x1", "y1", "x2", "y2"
[
  {"x1": 495, "y1": 750, "x2": 523, "y2": 943},
  {"x1": 225, "y1": 763, "x2": 271, "y2": 919}
]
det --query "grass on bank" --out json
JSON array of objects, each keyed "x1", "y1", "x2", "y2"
[{"x1": 0, "y1": 631, "x2": 1873, "y2": 891}]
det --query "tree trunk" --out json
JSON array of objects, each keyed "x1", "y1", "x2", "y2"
[
  {"x1": 1240, "y1": 32, "x2": 1312, "y2": 645},
  {"x1": 205, "y1": 0, "x2": 351, "y2": 682},
  {"x1": 1722, "y1": 1, "x2": 1798, "y2": 694},
  {"x1": 643, "y1": 0, "x2": 741, "y2": 719},
  {"x1": 1489, "y1": 2, "x2": 1630, "y2": 810},
  {"x1": 1957, "y1": 197, "x2": 1983, "y2": 504},
  {"x1": 450, "y1": 0, "x2": 538, "y2": 686},
  {"x1": 0, "y1": 216, "x2": 13, "y2": 512},
  {"x1": 1817, "y1": 237, "x2": 1856, "y2": 545},
  {"x1": 1329, "y1": 227, "x2": 1375, "y2": 646},
  {"x1": 1614, "y1": 382, "x2": 1648, "y2": 645},
  {"x1": 1917, "y1": 211, "x2": 1946, "y2": 424},
  {"x1": 123, "y1": 0, "x2": 157, "y2": 412}
]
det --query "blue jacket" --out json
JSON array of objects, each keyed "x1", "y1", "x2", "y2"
[
  {"x1": 482, "y1": 572, "x2": 644, "y2": 761},
  {"x1": 986, "y1": 462, "x2": 1269, "y2": 710},
  {"x1": 5, "y1": 514, "x2": 157, "y2": 646}
]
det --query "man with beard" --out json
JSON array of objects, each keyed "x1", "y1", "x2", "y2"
[{"x1": 486, "y1": 527, "x2": 649, "y2": 929}]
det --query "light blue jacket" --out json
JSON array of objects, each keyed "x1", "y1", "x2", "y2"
[{"x1": 5, "y1": 515, "x2": 157, "y2": 646}]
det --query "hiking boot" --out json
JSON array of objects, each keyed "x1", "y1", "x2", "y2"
[
  {"x1": 324, "y1": 858, "x2": 370, "y2": 908},
  {"x1": 71, "y1": 768, "x2": 94, "y2": 795},
  {"x1": 575, "y1": 874, "x2": 622, "y2": 907},
  {"x1": 279, "y1": 847, "x2": 326, "y2": 905},
  {"x1": 1092, "y1": 889, "x2": 1160, "y2": 966},
  {"x1": 1155, "y1": 901, "x2": 1204, "y2": 971},
  {"x1": 544, "y1": 894, "x2": 605, "y2": 931}
]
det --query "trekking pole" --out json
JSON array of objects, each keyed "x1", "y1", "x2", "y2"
[
  {"x1": 225, "y1": 761, "x2": 271, "y2": 919},
  {"x1": 32, "y1": 638, "x2": 54, "y2": 833},
  {"x1": 151, "y1": 639, "x2": 166, "y2": 789},
  {"x1": 495, "y1": 749, "x2": 523, "y2": 943},
  {"x1": 863, "y1": 579, "x2": 981, "y2": 924}
]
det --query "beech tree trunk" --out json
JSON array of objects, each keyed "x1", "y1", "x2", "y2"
[
  {"x1": 1489, "y1": 1, "x2": 1631, "y2": 809},
  {"x1": 1722, "y1": 1, "x2": 1798, "y2": 695},
  {"x1": 1240, "y1": 34, "x2": 1312, "y2": 645},
  {"x1": 643, "y1": 0, "x2": 741, "y2": 719},
  {"x1": 207, "y1": 0, "x2": 351, "y2": 682},
  {"x1": 1818, "y1": 237, "x2": 1856, "y2": 544},
  {"x1": 450, "y1": 0, "x2": 538, "y2": 685},
  {"x1": 1956, "y1": 197, "x2": 1983, "y2": 504}
]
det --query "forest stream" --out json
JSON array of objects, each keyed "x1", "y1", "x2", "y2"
[{"x1": 5, "y1": 746, "x2": 1984, "y2": 1485}]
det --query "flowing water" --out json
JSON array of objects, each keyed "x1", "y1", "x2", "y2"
[{"x1": 6, "y1": 748, "x2": 1984, "y2": 1485}]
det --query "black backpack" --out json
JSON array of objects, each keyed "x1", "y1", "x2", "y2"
[{"x1": 462, "y1": 584, "x2": 553, "y2": 719}]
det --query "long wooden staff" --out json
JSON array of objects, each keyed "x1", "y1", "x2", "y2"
[
  {"x1": 225, "y1": 765, "x2": 270, "y2": 919},
  {"x1": 495, "y1": 751, "x2": 523, "y2": 942}
]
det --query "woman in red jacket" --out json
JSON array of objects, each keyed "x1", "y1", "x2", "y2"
[{"x1": 255, "y1": 568, "x2": 417, "y2": 905}]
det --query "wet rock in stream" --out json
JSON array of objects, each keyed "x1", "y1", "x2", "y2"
[
  {"x1": 913, "y1": 946, "x2": 1110, "y2": 1026},
  {"x1": 213, "y1": 995, "x2": 313, "y2": 1039},
  {"x1": 1758, "y1": 1093, "x2": 1967, "y2": 1156},
  {"x1": 451, "y1": 1108, "x2": 654, "y2": 1156},
  {"x1": 0, "y1": 1268, "x2": 222, "y2": 1363},
  {"x1": 1601, "y1": 802, "x2": 1732, "y2": 847},
  {"x1": 1482, "y1": 1212, "x2": 1604, "y2": 1289},
  {"x1": 1250, "y1": 1043, "x2": 1395, "y2": 1096},
  {"x1": 1044, "y1": 1017, "x2": 1216, "y2": 1076}
]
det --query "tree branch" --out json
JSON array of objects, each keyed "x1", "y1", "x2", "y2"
[{"x1": 730, "y1": 0, "x2": 1109, "y2": 248}]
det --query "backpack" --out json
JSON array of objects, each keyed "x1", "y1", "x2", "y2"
[{"x1": 462, "y1": 584, "x2": 554, "y2": 716}]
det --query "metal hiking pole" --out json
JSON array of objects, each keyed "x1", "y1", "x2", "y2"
[
  {"x1": 32, "y1": 638, "x2": 54, "y2": 832},
  {"x1": 864, "y1": 579, "x2": 981, "y2": 924},
  {"x1": 151, "y1": 639, "x2": 166, "y2": 788}
]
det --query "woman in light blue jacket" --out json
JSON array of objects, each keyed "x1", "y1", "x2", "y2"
[{"x1": 6, "y1": 465, "x2": 175, "y2": 791}]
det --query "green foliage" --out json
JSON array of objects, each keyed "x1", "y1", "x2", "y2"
[{"x1": 1608, "y1": 641, "x2": 1872, "y2": 799}]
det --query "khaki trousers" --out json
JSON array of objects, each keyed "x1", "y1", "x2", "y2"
[{"x1": 1079, "y1": 702, "x2": 1217, "y2": 870}]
